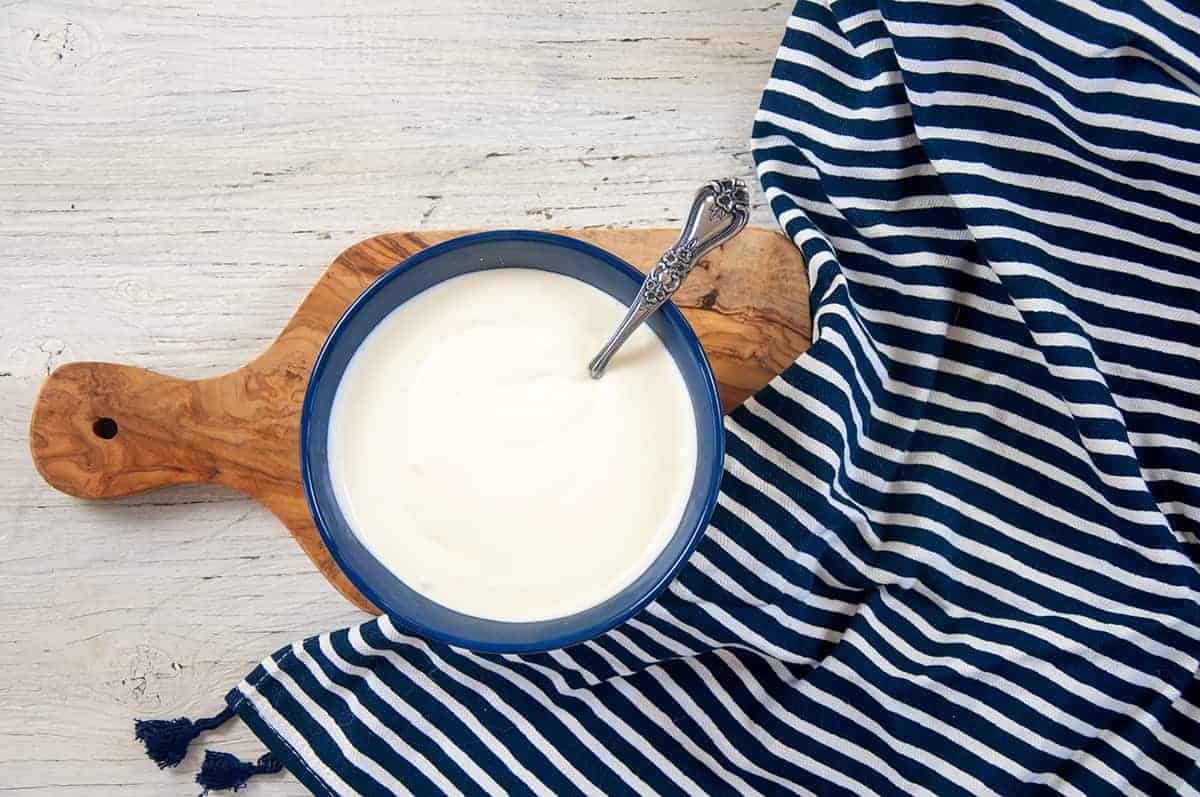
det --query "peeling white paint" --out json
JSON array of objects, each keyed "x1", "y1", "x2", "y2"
[{"x1": 0, "y1": 1, "x2": 788, "y2": 792}]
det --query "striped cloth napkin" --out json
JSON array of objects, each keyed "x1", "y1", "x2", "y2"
[{"x1": 138, "y1": 1, "x2": 1200, "y2": 793}]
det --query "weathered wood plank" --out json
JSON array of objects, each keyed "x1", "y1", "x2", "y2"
[{"x1": 0, "y1": 2, "x2": 793, "y2": 792}]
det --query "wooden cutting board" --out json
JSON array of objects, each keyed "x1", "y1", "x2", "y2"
[{"x1": 29, "y1": 228, "x2": 810, "y2": 612}]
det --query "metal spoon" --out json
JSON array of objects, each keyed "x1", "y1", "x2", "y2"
[{"x1": 588, "y1": 178, "x2": 751, "y2": 378}]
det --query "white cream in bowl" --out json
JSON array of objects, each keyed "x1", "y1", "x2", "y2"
[{"x1": 327, "y1": 268, "x2": 698, "y2": 622}]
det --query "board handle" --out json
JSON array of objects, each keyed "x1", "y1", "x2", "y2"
[
  {"x1": 29, "y1": 361, "x2": 260, "y2": 499},
  {"x1": 29, "y1": 359, "x2": 373, "y2": 610}
]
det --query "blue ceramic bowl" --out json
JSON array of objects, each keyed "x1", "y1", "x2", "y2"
[{"x1": 301, "y1": 230, "x2": 724, "y2": 653}]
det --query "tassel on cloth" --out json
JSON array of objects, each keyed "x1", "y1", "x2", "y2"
[
  {"x1": 197, "y1": 751, "x2": 282, "y2": 794},
  {"x1": 134, "y1": 705, "x2": 236, "y2": 769}
]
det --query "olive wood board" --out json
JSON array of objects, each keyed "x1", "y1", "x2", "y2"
[{"x1": 29, "y1": 228, "x2": 811, "y2": 612}]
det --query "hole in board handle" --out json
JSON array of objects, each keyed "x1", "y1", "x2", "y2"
[{"x1": 93, "y1": 417, "x2": 118, "y2": 439}]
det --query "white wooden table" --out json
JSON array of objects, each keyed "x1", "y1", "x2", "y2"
[{"x1": 0, "y1": 2, "x2": 788, "y2": 792}]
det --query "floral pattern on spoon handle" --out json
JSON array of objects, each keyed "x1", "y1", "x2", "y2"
[{"x1": 589, "y1": 178, "x2": 751, "y2": 378}]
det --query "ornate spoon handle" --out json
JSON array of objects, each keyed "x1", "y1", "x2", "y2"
[{"x1": 588, "y1": 178, "x2": 751, "y2": 378}]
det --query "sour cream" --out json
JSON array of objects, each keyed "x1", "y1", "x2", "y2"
[{"x1": 327, "y1": 268, "x2": 698, "y2": 622}]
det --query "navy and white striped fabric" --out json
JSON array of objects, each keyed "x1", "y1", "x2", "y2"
[{"x1": 229, "y1": 2, "x2": 1200, "y2": 793}]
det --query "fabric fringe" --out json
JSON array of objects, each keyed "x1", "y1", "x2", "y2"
[
  {"x1": 134, "y1": 705, "x2": 281, "y2": 792},
  {"x1": 134, "y1": 705, "x2": 235, "y2": 769},
  {"x1": 197, "y1": 751, "x2": 282, "y2": 794}
]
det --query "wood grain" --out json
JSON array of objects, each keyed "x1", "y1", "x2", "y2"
[
  {"x1": 29, "y1": 228, "x2": 809, "y2": 612},
  {"x1": 0, "y1": 2, "x2": 794, "y2": 791}
]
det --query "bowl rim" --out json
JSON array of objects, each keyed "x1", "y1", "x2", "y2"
[{"x1": 300, "y1": 229, "x2": 725, "y2": 652}]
